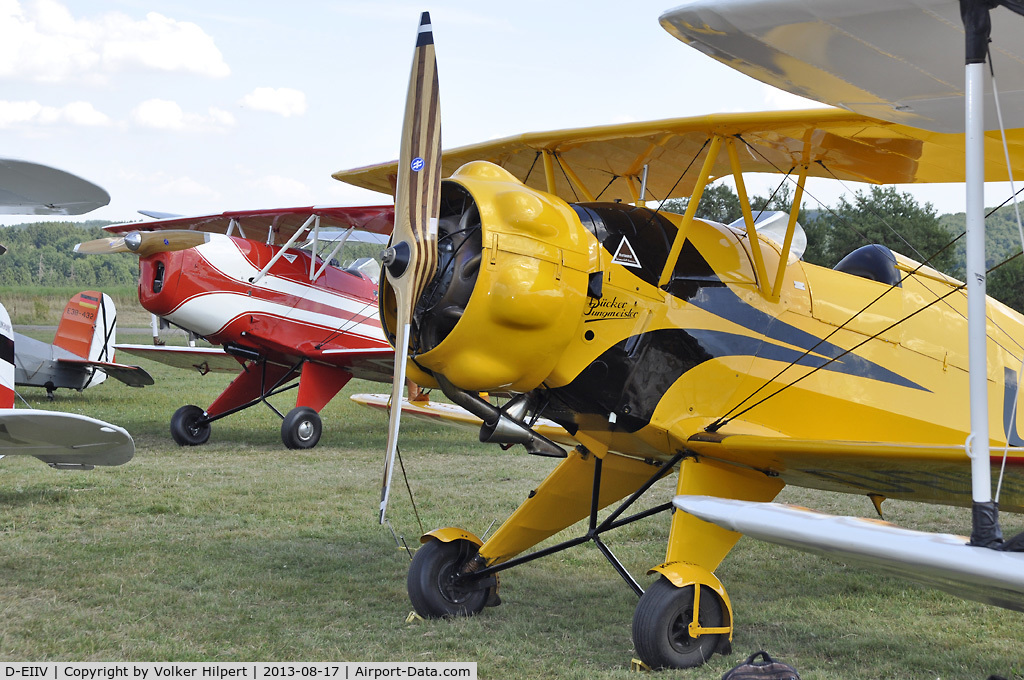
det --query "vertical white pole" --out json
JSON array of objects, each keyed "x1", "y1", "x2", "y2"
[{"x1": 965, "y1": 61, "x2": 992, "y2": 504}]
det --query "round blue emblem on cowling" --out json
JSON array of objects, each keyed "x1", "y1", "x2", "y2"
[{"x1": 411, "y1": 157, "x2": 425, "y2": 172}]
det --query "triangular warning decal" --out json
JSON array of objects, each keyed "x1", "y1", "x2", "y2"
[{"x1": 612, "y1": 237, "x2": 642, "y2": 268}]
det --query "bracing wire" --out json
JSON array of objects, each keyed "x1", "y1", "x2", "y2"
[
  {"x1": 709, "y1": 141, "x2": 972, "y2": 429},
  {"x1": 384, "y1": 395, "x2": 425, "y2": 541},
  {"x1": 711, "y1": 83, "x2": 1024, "y2": 447},
  {"x1": 551, "y1": 153, "x2": 580, "y2": 203},
  {"x1": 522, "y1": 151, "x2": 541, "y2": 186},
  {"x1": 593, "y1": 175, "x2": 621, "y2": 202},
  {"x1": 710, "y1": 284, "x2": 966, "y2": 429},
  {"x1": 630, "y1": 138, "x2": 712, "y2": 252},
  {"x1": 986, "y1": 47, "x2": 1024, "y2": 503}
]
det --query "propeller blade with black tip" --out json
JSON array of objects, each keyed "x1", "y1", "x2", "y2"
[{"x1": 379, "y1": 11, "x2": 442, "y2": 524}]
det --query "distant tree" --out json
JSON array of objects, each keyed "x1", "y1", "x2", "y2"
[
  {"x1": 988, "y1": 254, "x2": 1024, "y2": 312},
  {"x1": 803, "y1": 186, "x2": 957, "y2": 274},
  {"x1": 661, "y1": 181, "x2": 801, "y2": 225},
  {"x1": 0, "y1": 221, "x2": 138, "y2": 287},
  {"x1": 661, "y1": 183, "x2": 743, "y2": 223}
]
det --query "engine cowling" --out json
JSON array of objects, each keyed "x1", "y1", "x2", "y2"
[{"x1": 382, "y1": 161, "x2": 600, "y2": 393}]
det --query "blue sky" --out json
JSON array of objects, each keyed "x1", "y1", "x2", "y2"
[{"x1": 0, "y1": 0, "x2": 989, "y2": 225}]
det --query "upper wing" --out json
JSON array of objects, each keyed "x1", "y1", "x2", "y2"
[
  {"x1": 116, "y1": 344, "x2": 396, "y2": 383},
  {"x1": 102, "y1": 205, "x2": 395, "y2": 248},
  {"x1": 0, "y1": 158, "x2": 110, "y2": 215},
  {"x1": 684, "y1": 432, "x2": 1024, "y2": 513},
  {"x1": 659, "y1": 0, "x2": 1024, "y2": 134},
  {"x1": 674, "y1": 495, "x2": 1024, "y2": 612},
  {"x1": 57, "y1": 358, "x2": 154, "y2": 387},
  {"x1": 114, "y1": 344, "x2": 243, "y2": 375},
  {"x1": 334, "y1": 109, "x2": 1024, "y2": 204},
  {"x1": 0, "y1": 408, "x2": 134, "y2": 468}
]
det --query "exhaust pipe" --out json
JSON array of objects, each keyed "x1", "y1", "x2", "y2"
[{"x1": 436, "y1": 377, "x2": 566, "y2": 458}]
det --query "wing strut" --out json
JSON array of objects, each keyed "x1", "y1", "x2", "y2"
[{"x1": 962, "y1": 0, "x2": 1024, "y2": 546}]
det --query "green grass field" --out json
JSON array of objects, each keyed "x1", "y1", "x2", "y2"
[{"x1": 2, "y1": 313, "x2": 1022, "y2": 677}]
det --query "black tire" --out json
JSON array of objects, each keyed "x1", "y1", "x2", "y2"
[
  {"x1": 281, "y1": 407, "x2": 322, "y2": 449},
  {"x1": 170, "y1": 405, "x2": 211, "y2": 446},
  {"x1": 408, "y1": 539, "x2": 489, "y2": 618},
  {"x1": 632, "y1": 577, "x2": 725, "y2": 670}
]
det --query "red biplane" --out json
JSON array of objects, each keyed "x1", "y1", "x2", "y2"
[{"x1": 77, "y1": 205, "x2": 396, "y2": 449}]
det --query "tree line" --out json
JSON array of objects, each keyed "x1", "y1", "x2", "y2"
[
  {"x1": 0, "y1": 221, "x2": 139, "y2": 288},
  {"x1": 662, "y1": 183, "x2": 1024, "y2": 312},
  {"x1": 1, "y1": 190, "x2": 1023, "y2": 311}
]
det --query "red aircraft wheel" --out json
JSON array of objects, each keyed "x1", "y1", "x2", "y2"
[
  {"x1": 632, "y1": 577, "x2": 725, "y2": 669},
  {"x1": 408, "y1": 538, "x2": 489, "y2": 618},
  {"x1": 281, "y1": 407, "x2": 322, "y2": 449},
  {"x1": 170, "y1": 405, "x2": 211, "y2": 446}
]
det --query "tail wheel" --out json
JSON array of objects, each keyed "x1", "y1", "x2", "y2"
[
  {"x1": 632, "y1": 577, "x2": 726, "y2": 669},
  {"x1": 170, "y1": 404, "x2": 211, "y2": 446},
  {"x1": 408, "y1": 538, "x2": 490, "y2": 618},
  {"x1": 281, "y1": 407, "x2": 322, "y2": 449}
]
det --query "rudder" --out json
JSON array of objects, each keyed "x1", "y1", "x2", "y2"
[{"x1": 53, "y1": 291, "x2": 117, "y2": 386}]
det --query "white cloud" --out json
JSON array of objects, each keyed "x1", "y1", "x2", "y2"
[
  {"x1": 130, "y1": 98, "x2": 235, "y2": 132},
  {"x1": 59, "y1": 100, "x2": 111, "y2": 126},
  {"x1": 0, "y1": 0, "x2": 230, "y2": 83},
  {"x1": 249, "y1": 175, "x2": 313, "y2": 203},
  {"x1": 239, "y1": 87, "x2": 307, "y2": 117},
  {"x1": 0, "y1": 98, "x2": 110, "y2": 127},
  {"x1": 156, "y1": 176, "x2": 220, "y2": 200}
]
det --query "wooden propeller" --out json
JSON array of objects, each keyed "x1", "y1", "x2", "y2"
[
  {"x1": 75, "y1": 230, "x2": 210, "y2": 258},
  {"x1": 379, "y1": 11, "x2": 442, "y2": 525}
]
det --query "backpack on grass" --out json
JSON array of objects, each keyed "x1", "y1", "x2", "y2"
[{"x1": 721, "y1": 651, "x2": 800, "y2": 680}]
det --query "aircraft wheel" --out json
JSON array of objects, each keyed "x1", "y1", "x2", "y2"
[
  {"x1": 632, "y1": 577, "x2": 724, "y2": 669},
  {"x1": 170, "y1": 405, "x2": 211, "y2": 446},
  {"x1": 281, "y1": 407, "x2": 322, "y2": 449},
  {"x1": 408, "y1": 538, "x2": 489, "y2": 618}
]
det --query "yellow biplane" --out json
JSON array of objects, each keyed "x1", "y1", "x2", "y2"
[{"x1": 337, "y1": 11, "x2": 1024, "y2": 670}]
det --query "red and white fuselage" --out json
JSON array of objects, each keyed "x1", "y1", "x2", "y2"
[{"x1": 138, "y1": 233, "x2": 391, "y2": 378}]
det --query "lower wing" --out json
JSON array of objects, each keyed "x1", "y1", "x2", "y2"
[
  {"x1": 0, "y1": 409, "x2": 134, "y2": 469},
  {"x1": 685, "y1": 432, "x2": 1024, "y2": 512},
  {"x1": 114, "y1": 344, "x2": 243, "y2": 375},
  {"x1": 674, "y1": 495, "x2": 1024, "y2": 612}
]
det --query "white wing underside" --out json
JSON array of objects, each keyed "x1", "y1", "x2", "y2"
[
  {"x1": 0, "y1": 158, "x2": 110, "y2": 215},
  {"x1": 660, "y1": 0, "x2": 1024, "y2": 132},
  {"x1": 0, "y1": 409, "x2": 134, "y2": 468},
  {"x1": 674, "y1": 495, "x2": 1024, "y2": 612}
]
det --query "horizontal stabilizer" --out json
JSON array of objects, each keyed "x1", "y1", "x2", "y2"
[
  {"x1": 0, "y1": 409, "x2": 134, "y2": 467},
  {"x1": 57, "y1": 358, "x2": 154, "y2": 387},
  {"x1": 674, "y1": 495, "x2": 1024, "y2": 612}
]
